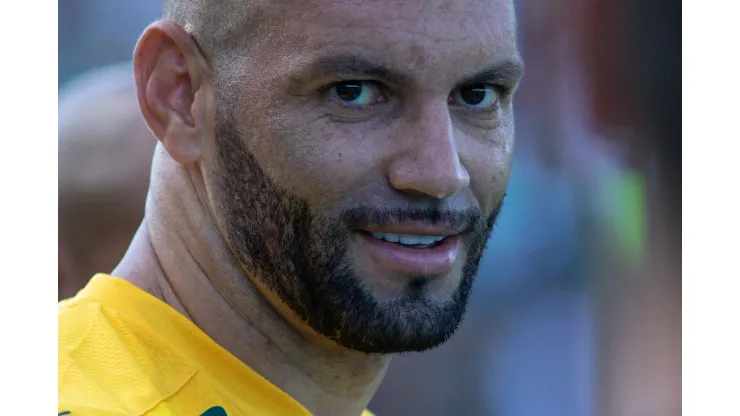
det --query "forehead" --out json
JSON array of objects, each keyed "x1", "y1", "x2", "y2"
[
  {"x1": 296, "y1": 0, "x2": 517, "y2": 36},
  {"x1": 229, "y1": 0, "x2": 519, "y2": 85}
]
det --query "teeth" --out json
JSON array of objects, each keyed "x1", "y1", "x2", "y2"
[
  {"x1": 368, "y1": 232, "x2": 445, "y2": 246},
  {"x1": 384, "y1": 233, "x2": 400, "y2": 243},
  {"x1": 417, "y1": 235, "x2": 442, "y2": 245},
  {"x1": 398, "y1": 234, "x2": 422, "y2": 245}
]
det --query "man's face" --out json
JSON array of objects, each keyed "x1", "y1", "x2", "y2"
[{"x1": 203, "y1": 0, "x2": 522, "y2": 353}]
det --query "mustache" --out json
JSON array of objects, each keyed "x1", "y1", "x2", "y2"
[{"x1": 339, "y1": 206, "x2": 486, "y2": 234}]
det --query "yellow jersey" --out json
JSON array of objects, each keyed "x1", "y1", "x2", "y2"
[{"x1": 58, "y1": 274, "x2": 376, "y2": 416}]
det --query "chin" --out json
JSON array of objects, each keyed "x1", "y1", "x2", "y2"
[{"x1": 327, "y1": 268, "x2": 472, "y2": 355}]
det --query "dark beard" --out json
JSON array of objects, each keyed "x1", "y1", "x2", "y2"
[{"x1": 213, "y1": 115, "x2": 502, "y2": 354}]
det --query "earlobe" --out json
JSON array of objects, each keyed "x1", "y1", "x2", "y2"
[{"x1": 133, "y1": 20, "x2": 211, "y2": 165}]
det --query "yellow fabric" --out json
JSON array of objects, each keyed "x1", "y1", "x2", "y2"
[{"x1": 59, "y1": 274, "x2": 376, "y2": 416}]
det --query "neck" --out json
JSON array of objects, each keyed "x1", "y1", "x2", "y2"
[{"x1": 114, "y1": 149, "x2": 389, "y2": 416}]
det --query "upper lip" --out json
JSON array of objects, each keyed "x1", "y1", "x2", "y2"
[{"x1": 360, "y1": 223, "x2": 462, "y2": 237}]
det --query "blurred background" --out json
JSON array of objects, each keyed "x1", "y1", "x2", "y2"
[{"x1": 58, "y1": 0, "x2": 681, "y2": 415}]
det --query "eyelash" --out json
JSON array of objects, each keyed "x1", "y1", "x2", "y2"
[
  {"x1": 455, "y1": 85, "x2": 507, "y2": 109},
  {"x1": 325, "y1": 83, "x2": 387, "y2": 112}
]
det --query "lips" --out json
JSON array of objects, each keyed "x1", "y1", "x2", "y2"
[
  {"x1": 367, "y1": 231, "x2": 446, "y2": 247},
  {"x1": 356, "y1": 229, "x2": 462, "y2": 276}
]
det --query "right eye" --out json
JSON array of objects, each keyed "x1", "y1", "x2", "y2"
[{"x1": 328, "y1": 81, "x2": 384, "y2": 106}]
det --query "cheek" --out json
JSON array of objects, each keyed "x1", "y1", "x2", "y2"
[
  {"x1": 247, "y1": 115, "x2": 390, "y2": 206},
  {"x1": 463, "y1": 130, "x2": 515, "y2": 212}
]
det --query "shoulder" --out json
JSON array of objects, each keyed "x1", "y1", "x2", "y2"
[
  {"x1": 58, "y1": 298, "x2": 196, "y2": 416},
  {"x1": 58, "y1": 298, "x2": 134, "y2": 414}
]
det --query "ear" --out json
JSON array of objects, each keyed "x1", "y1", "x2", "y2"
[{"x1": 133, "y1": 20, "x2": 214, "y2": 164}]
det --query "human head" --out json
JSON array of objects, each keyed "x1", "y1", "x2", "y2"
[
  {"x1": 135, "y1": 0, "x2": 522, "y2": 353},
  {"x1": 59, "y1": 62, "x2": 156, "y2": 300}
]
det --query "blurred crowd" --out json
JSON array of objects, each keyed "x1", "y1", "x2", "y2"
[{"x1": 58, "y1": 0, "x2": 680, "y2": 415}]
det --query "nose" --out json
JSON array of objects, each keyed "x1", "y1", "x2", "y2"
[{"x1": 386, "y1": 102, "x2": 470, "y2": 199}]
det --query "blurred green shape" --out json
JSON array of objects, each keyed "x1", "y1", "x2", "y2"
[{"x1": 616, "y1": 171, "x2": 646, "y2": 267}]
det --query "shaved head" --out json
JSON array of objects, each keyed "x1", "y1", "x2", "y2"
[
  {"x1": 59, "y1": 62, "x2": 157, "y2": 299},
  {"x1": 162, "y1": 0, "x2": 268, "y2": 59}
]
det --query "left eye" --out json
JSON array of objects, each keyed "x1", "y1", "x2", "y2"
[
  {"x1": 329, "y1": 81, "x2": 382, "y2": 106},
  {"x1": 451, "y1": 84, "x2": 499, "y2": 109}
]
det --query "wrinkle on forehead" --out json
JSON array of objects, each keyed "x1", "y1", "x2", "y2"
[
  {"x1": 269, "y1": 2, "x2": 515, "y2": 64},
  {"x1": 271, "y1": 0, "x2": 517, "y2": 40}
]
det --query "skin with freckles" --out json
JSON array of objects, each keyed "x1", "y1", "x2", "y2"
[{"x1": 119, "y1": 0, "x2": 522, "y2": 414}]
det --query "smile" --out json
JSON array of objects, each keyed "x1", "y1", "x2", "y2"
[
  {"x1": 367, "y1": 232, "x2": 446, "y2": 248},
  {"x1": 356, "y1": 224, "x2": 463, "y2": 276}
]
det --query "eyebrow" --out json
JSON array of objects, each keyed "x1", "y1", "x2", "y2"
[
  {"x1": 293, "y1": 54, "x2": 524, "y2": 89},
  {"x1": 296, "y1": 54, "x2": 414, "y2": 86},
  {"x1": 457, "y1": 60, "x2": 525, "y2": 88}
]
